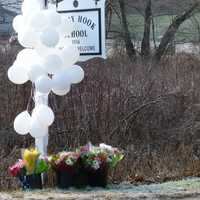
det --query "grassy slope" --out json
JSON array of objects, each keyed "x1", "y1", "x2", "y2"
[{"x1": 110, "y1": 13, "x2": 200, "y2": 43}]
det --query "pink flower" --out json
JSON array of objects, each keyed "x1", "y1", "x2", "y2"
[{"x1": 9, "y1": 159, "x2": 25, "y2": 177}]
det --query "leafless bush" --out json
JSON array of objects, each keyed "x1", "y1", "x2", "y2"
[{"x1": 1, "y1": 47, "x2": 200, "y2": 190}]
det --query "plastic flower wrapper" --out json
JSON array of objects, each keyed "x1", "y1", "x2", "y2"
[
  {"x1": 48, "y1": 154, "x2": 59, "y2": 170},
  {"x1": 108, "y1": 150, "x2": 124, "y2": 168},
  {"x1": 35, "y1": 156, "x2": 50, "y2": 174},
  {"x1": 9, "y1": 159, "x2": 26, "y2": 177},
  {"x1": 99, "y1": 143, "x2": 113, "y2": 151},
  {"x1": 23, "y1": 148, "x2": 40, "y2": 174},
  {"x1": 99, "y1": 143, "x2": 124, "y2": 168},
  {"x1": 79, "y1": 142, "x2": 93, "y2": 155}
]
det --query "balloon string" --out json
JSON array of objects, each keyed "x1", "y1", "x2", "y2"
[{"x1": 26, "y1": 84, "x2": 34, "y2": 113}]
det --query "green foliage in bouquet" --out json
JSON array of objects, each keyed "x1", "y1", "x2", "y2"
[{"x1": 35, "y1": 159, "x2": 49, "y2": 174}]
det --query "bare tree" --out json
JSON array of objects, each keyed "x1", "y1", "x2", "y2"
[
  {"x1": 153, "y1": 2, "x2": 200, "y2": 62},
  {"x1": 108, "y1": 0, "x2": 200, "y2": 62},
  {"x1": 118, "y1": 0, "x2": 136, "y2": 59},
  {"x1": 105, "y1": 0, "x2": 122, "y2": 39},
  {"x1": 141, "y1": 0, "x2": 152, "y2": 60}
]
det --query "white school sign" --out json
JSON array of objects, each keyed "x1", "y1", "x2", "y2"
[{"x1": 53, "y1": 0, "x2": 106, "y2": 61}]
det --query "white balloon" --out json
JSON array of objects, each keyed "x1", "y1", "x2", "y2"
[
  {"x1": 18, "y1": 29, "x2": 39, "y2": 48},
  {"x1": 17, "y1": 48, "x2": 33, "y2": 61},
  {"x1": 66, "y1": 65, "x2": 85, "y2": 84},
  {"x1": 16, "y1": 49, "x2": 38, "y2": 66},
  {"x1": 32, "y1": 104, "x2": 55, "y2": 126},
  {"x1": 52, "y1": 70, "x2": 71, "y2": 90},
  {"x1": 45, "y1": 10, "x2": 61, "y2": 27},
  {"x1": 14, "y1": 111, "x2": 31, "y2": 135},
  {"x1": 8, "y1": 65, "x2": 29, "y2": 84},
  {"x1": 52, "y1": 86, "x2": 70, "y2": 96},
  {"x1": 40, "y1": 28, "x2": 59, "y2": 48},
  {"x1": 61, "y1": 45, "x2": 79, "y2": 67},
  {"x1": 17, "y1": 49, "x2": 42, "y2": 66},
  {"x1": 59, "y1": 18, "x2": 73, "y2": 35},
  {"x1": 12, "y1": 15, "x2": 24, "y2": 33},
  {"x1": 56, "y1": 36, "x2": 72, "y2": 49},
  {"x1": 27, "y1": 64, "x2": 45, "y2": 82},
  {"x1": 35, "y1": 43, "x2": 53, "y2": 57},
  {"x1": 22, "y1": 0, "x2": 42, "y2": 16},
  {"x1": 29, "y1": 117, "x2": 48, "y2": 138},
  {"x1": 28, "y1": 11, "x2": 47, "y2": 31},
  {"x1": 43, "y1": 54, "x2": 63, "y2": 74},
  {"x1": 35, "y1": 75, "x2": 52, "y2": 94}
]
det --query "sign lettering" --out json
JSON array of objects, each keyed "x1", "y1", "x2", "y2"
[{"x1": 54, "y1": 0, "x2": 106, "y2": 61}]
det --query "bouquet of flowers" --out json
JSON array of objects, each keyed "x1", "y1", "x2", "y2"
[
  {"x1": 49, "y1": 151, "x2": 81, "y2": 189},
  {"x1": 78, "y1": 142, "x2": 124, "y2": 170},
  {"x1": 49, "y1": 151, "x2": 80, "y2": 172},
  {"x1": 77, "y1": 142, "x2": 124, "y2": 187},
  {"x1": 9, "y1": 148, "x2": 49, "y2": 177},
  {"x1": 9, "y1": 159, "x2": 26, "y2": 177}
]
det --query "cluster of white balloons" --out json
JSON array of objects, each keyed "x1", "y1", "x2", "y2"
[
  {"x1": 8, "y1": 0, "x2": 84, "y2": 139},
  {"x1": 14, "y1": 105, "x2": 54, "y2": 138}
]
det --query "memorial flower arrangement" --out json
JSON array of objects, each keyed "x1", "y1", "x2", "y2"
[
  {"x1": 78, "y1": 143, "x2": 124, "y2": 170},
  {"x1": 9, "y1": 148, "x2": 49, "y2": 177},
  {"x1": 49, "y1": 151, "x2": 81, "y2": 189},
  {"x1": 48, "y1": 143, "x2": 124, "y2": 188},
  {"x1": 74, "y1": 142, "x2": 124, "y2": 187},
  {"x1": 9, "y1": 144, "x2": 123, "y2": 189},
  {"x1": 49, "y1": 142, "x2": 124, "y2": 172}
]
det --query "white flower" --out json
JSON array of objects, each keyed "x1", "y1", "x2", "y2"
[
  {"x1": 65, "y1": 159, "x2": 73, "y2": 166},
  {"x1": 48, "y1": 156, "x2": 53, "y2": 162},
  {"x1": 100, "y1": 143, "x2": 113, "y2": 151}
]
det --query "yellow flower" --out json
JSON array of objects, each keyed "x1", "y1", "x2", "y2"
[{"x1": 23, "y1": 148, "x2": 40, "y2": 174}]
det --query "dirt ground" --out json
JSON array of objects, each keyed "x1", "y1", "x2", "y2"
[{"x1": 1, "y1": 178, "x2": 200, "y2": 200}]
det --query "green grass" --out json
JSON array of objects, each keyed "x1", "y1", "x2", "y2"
[
  {"x1": 110, "y1": 13, "x2": 200, "y2": 43},
  {"x1": 161, "y1": 178, "x2": 200, "y2": 191}
]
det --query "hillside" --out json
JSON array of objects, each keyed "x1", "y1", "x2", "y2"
[
  {"x1": 126, "y1": 0, "x2": 197, "y2": 15},
  {"x1": 109, "y1": 0, "x2": 200, "y2": 42}
]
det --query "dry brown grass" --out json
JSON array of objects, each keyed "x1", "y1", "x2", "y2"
[{"x1": 1, "y1": 45, "x2": 200, "y2": 190}]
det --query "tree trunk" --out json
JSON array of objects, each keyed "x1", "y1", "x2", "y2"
[
  {"x1": 106, "y1": 2, "x2": 113, "y2": 39},
  {"x1": 118, "y1": 0, "x2": 136, "y2": 59},
  {"x1": 141, "y1": 0, "x2": 152, "y2": 60},
  {"x1": 152, "y1": 17, "x2": 157, "y2": 50},
  {"x1": 153, "y1": 3, "x2": 199, "y2": 63}
]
